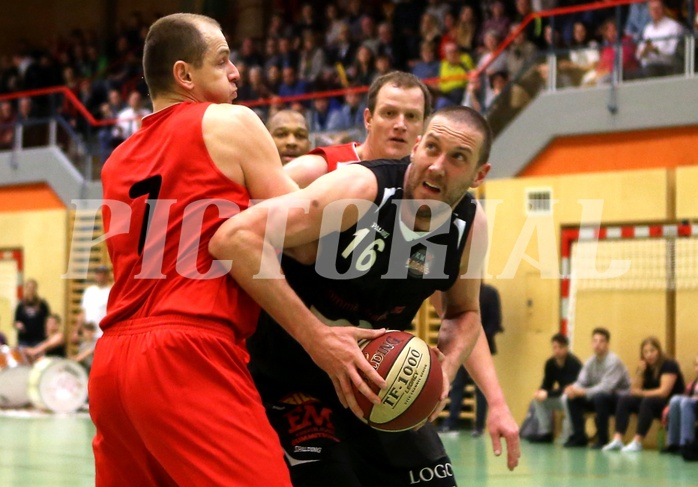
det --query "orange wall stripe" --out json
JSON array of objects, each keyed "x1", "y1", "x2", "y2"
[
  {"x1": 0, "y1": 183, "x2": 65, "y2": 211},
  {"x1": 520, "y1": 125, "x2": 698, "y2": 177}
]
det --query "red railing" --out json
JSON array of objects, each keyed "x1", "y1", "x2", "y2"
[{"x1": 0, "y1": 0, "x2": 680, "y2": 132}]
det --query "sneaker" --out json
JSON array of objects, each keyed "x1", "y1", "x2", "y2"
[
  {"x1": 660, "y1": 444, "x2": 680, "y2": 454},
  {"x1": 528, "y1": 433, "x2": 554, "y2": 444},
  {"x1": 471, "y1": 429, "x2": 483, "y2": 438},
  {"x1": 564, "y1": 435, "x2": 588, "y2": 448},
  {"x1": 601, "y1": 439, "x2": 624, "y2": 451},
  {"x1": 437, "y1": 424, "x2": 459, "y2": 435},
  {"x1": 621, "y1": 440, "x2": 643, "y2": 452}
]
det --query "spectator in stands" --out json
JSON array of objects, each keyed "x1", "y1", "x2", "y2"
[
  {"x1": 485, "y1": 70, "x2": 531, "y2": 135},
  {"x1": 326, "y1": 84, "x2": 366, "y2": 134},
  {"x1": 325, "y1": 3, "x2": 347, "y2": 47},
  {"x1": 481, "y1": 1, "x2": 512, "y2": 48},
  {"x1": 16, "y1": 97, "x2": 47, "y2": 148},
  {"x1": 526, "y1": 333, "x2": 583, "y2": 443},
  {"x1": 74, "y1": 264, "x2": 111, "y2": 340},
  {"x1": 563, "y1": 327, "x2": 632, "y2": 448},
  {"x1": 374, "y1": 22, "x2": 399, "y2": 68},
  {"x1": 98, "y1": 89, "x2": 125, "y2": 163},
  {"x1": 411, "y1": 40, "x2": 441, "y2": 81},
  {"x1": 419, "y1": 13, "x2": 443, "y2": 53},
  {"x1": 233, "y1": 37, "x2": 263, "y2": 69},
  {"x1": 477, "y1": 30, "x2": 509, "y2": 77},
  {"x1": 25, "y1": 313, "x2": 66, "y2": 359},
  {"x1": 297, "y1": 30, "x2": 327, "y2": 83},
  {"x1": 584, "y1": 17, "x2": 639, "y2": 85},
  {"x1": 357, "y1": 15, "x2": 379, "y2": 52},
  {"x1": 625, "y1": 1, "x2": 652, "y2": 41},
  {"x1": 248, "y1": 66, "x2": 271, "y2": 99},
  {"x1": 263, "y1": 37, "x2": 282, "y2": 73},
  {"x1": 438, "y1": 10, "x2": 459, "y2": 59},
  {"x1": 0, "y1": 101, "x2": 15, "y2": 150},
  {"x1": 455, "y1": 5, "x2": 481, "y2": 56},
  {"x1": 266, "y1": 64, "x2": 282, "y2": 95},
  {"x1": 71, "y1": 322, "x2": 98, "y2": 375},
  {"x1": 348, "y1": 45, "x2": 377, "y2": 86},
  {"x1": 462, "y1": 72, "x2": 486, "y2": 112},
  {"x1": 558, "y1": 21, "x2": 600, "y2": 86},
  {"x1": 663, "y1": 355, "x2": 698, "y2": 454},
  {"x1": 506, "y1": 23, "x2": 539, "y2": 79},
  {"x1": 295, "y1": 2, "x2": 322, "y2": 37},
  {"x1": 14, "y1": 279, "x2": 50, "y2": 347},
  {"x1": 277, "y1": 37, "x2": 299, "y2": 71},
  {"x1": 235, "y1": 62, "x2": 254, "y2": 102},
  {"x1": 636, "y1": 0, "x2": 686, "y2": 77},
  {"x1": 0, "y1": 54, "x2": 19, "y2": 93},
  {"x1": 328, "y1": 22, "x2": 357, "y2": 68},
  {"x1": 345, "y1": 0, "x2": 365, "y2": 41},
  {"x1": 437, "y1": 41, "x2": 475, "y2": 107},
  {"x1": 266, "y1": 109, "x2": 311, "y2": 165},
  {"x1": 603, "y1": 336, "x2": 685, "y2": 452},
  {"x1": 266, "y1": 12, "x2": 293, "y2": 40},
  {"x1": 425, "y1": 0, "x2": 452, "y2": 29},
  {"x1": 278, "y1": 66, "x2": 309, "y2": 107},
  {"x1": 112, "y1": 90, "x2": 151, "y2": 147},
  {"x1": 374, "y1": 54, "x2": 393, "y2": 78},
  {"x1": 307, "y1": 95, "x2": 336, "y2": 133},
  {"x1": 514, "y1": 0, "x2": 546, "y2": 48}
]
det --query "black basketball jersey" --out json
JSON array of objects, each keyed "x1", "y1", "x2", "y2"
[{"x1": 249, "y1": 157, "x2": 478, "y2": 392}]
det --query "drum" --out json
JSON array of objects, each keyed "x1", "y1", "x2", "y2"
[
  {"x1": 0, "y1": 345, "x2": 32, "y2": 408},
  {"x1": 27, "y1": 357, "x2": 88, "y2": 413}
]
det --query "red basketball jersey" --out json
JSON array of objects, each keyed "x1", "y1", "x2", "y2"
[
  {"x1": 100, "y1": 102, "x2": 259, "y2": 338},
  {"x1": 308, "y1": 141, "x2": 361, "y2": 172}
]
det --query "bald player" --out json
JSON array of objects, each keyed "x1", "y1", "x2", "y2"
[
  {"x1": 284, "y1": 71, "x2": 432, "y2": 187},
  {"x1": 267, "y1": 109, "x2": 311, "y2": 165},
  {"x1": 91, "y1": 13, "x2": 385, "y2": 487}
]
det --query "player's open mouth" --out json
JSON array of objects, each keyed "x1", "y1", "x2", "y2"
[
  {"x1": 422, "y1": 181, "x2": 440, "y2": 193},
  {"x1": 388, "y1": 137, "x2": 406, "y2": 144}
]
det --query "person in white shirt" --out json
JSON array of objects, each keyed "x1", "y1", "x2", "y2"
[
  {"x1": 636, "y1": 0, "x2": 685, "y2": 76},
  {"x1": 112, "y1": 90, "x2": 152, "y2": 144},
  {"x1": 75, "y1": 265, "x2": 112, "y2": 340}
]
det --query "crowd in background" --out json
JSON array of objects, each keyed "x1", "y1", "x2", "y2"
[{"x1": 0, "y1": 0, "x2": 695, "y2": 153}]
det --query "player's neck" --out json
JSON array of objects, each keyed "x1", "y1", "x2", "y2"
[
  {"x1": 356, "y1": 142, "x2": 374, "y2": 161},
  {"x1": 152, "y1": 96, "x2": 185, "y2": 113}
]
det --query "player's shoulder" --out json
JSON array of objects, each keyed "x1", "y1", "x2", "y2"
[
  {"x1": 357, "y1": 156, "x2": 410, "y2": 184},
  {"x1": 203, "y1": 103, "x2": 259, "y2": 128}
]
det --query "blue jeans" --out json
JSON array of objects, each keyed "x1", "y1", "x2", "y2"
[{"x1": 667, "y1": 395, "x2": 698, "y2": 446}]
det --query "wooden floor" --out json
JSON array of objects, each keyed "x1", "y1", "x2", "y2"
[{"x1": 1, "y1": 411, "x2": 697, "y2": 486}]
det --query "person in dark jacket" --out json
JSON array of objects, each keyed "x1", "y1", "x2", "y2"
[
  {"x1": 440, "y1": 282, "x2": 503, "y2": 436},
  {"x1": 527, "y1": 333, "x2": 583, "y2": 443}
]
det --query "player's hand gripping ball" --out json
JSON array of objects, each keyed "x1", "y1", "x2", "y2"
[{"x1": 354, "y1": 330, "x2": 442, "y2": 432}]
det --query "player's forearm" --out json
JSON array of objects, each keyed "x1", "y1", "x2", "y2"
[
  {"x1": 209, "y1": 224, "x2": 324, "y2": 350},
  {"x1": 464, "y1": 333, "x2": 508, "y2": 409},
  {"x1": 437, "y1": 310, "x2": 481, "y2": 382}
]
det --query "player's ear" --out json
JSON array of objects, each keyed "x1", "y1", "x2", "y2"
[
  {"x1": 470, "y1": 163, "x2": 491, "y2": 188},
  {"x1": 363, "y1": 107, "x2": 372, "y2": 131},
  {"x1": 173, "y1": 60, "x2": 194, "y2": 90},
  {"x1": 412, "y1": 135, "x2": 422, "y2": 152}
]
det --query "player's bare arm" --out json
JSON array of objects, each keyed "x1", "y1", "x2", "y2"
[
  {"x1": 283, "y1": 152, "x2": 331, "y2": 188},
  {"x1": 209, "y1": 164, "x2": 388, "y2": 417},
  {"x1": 203, "y1": 103, "x2": 298, "y2": 198}
]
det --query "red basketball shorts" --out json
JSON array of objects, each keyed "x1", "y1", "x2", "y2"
[{"x1": 89, "y1": 316, "x2": 291, "y2": 486}]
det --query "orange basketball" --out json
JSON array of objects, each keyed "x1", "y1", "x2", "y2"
[{"x1": 355, "y1": 330, "x2": 443, "y2": 432}]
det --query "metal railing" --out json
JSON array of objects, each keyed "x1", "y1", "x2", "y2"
[{"x1": 0, "y1": 0, "x2": 695, "y2": 181}]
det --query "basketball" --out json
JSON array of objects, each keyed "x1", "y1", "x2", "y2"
[{"x1": 355, "y1": 330, "x2": 443, "y2": 432}]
